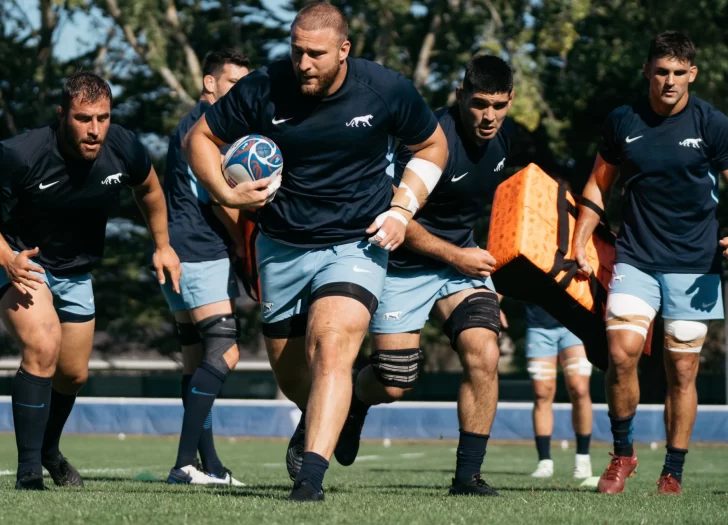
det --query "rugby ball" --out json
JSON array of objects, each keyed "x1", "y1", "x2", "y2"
[{"x1": 222, "y1": 134, "x2": 283, "y2": 201}]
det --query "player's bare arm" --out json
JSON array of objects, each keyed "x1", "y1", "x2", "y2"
[
  {"x1": 182, "y1": 114, "x2": 272, "y2": 209},
  {"x1": 719, "y1": 169, "x2": 728, "y2": 258},
  {"x1": 131, "y1": 165, "x2": 182, "y2": 293},
  {"x1": 572, "y1": 153, "x2": 619, "y2": 275},
  {"x1": 366, "y1": 123, "x2": 448, "y2": 251},
  {"x1": 404, "y1": 221, "x2": 496, "y2": 279}
]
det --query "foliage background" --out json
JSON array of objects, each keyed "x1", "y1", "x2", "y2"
[{"x1": 1, "y1": 0, "x2": 726, "y2": 373}]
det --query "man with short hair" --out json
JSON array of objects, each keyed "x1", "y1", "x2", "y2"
[
  {"x1": 525, "y1": 303, "x2": 593, "y2": 480},
  {"x1": 184, "y1": 2, "x2": 448, "y2": 501},
  {"x1": 162, "y1": 48, "x2": 250, "y2": 486},
  {"x1": 335, "y1": 55, "x2": 515, "y2": 497},
  {"x1": 573, "y1": 31, "x2": 728, "y2": 495},
  {"x1": 0, "y1": 72, "x2": 181, "y2": 490}
]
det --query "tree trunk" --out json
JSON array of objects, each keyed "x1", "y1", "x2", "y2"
[{"x1": 413, "y1": 7, "x2": 442, "y2": 89}]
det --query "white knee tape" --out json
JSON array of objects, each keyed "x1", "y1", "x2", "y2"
[
  {"x1": 527, "y1": 360, "x2": 557, "y2": 381},
  {"x1": 605, "y1": 293, "x2": 657, "y2": 338},
  {"x1": 664, "y1": 319, "x2": 708, "y2": 353},
  {"x1": 563, "y1": 357, "x2": 592, "y2": 377}
]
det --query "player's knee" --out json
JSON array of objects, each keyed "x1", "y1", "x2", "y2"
[
  {"x1": 55, "y1": 370, "x2": 88, "y2": 394},
  {"x1": 533, "y1": 384, "x2": 555, "y2": 405},
  {"x1": 459, "y1": 344, "x2": 498, "y2": 379},
  {"x1": 565, "y1": 380, "x2": 590, "y2": 402},
  {"x1": 443, "y1": 292, "x2": 500, "y2": 350},
  {"x1": 668, "y1": 354, "x2": 700, "y2": 388},
  {"x1": 370, "y1": 349, "x2": 424, "y2": 394},
  {"x1": 196, "y1": 314, "x2": 240, "y2": 379},
  {"x1": 608, "y1": 345, "x2": 639, "y2": 372},
  {"x1": 24, "y1": 330, "x2": 62, "y2": 374}
]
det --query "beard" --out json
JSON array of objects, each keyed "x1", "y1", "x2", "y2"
[
  {"x1": 62, "y1": 120, "x2": 103, "y2": 162},
  {"x1": 296, "y1": 62, "x2": 341, "y2": 97}
]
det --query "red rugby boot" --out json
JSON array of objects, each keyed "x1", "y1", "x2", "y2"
[{"x1": 596, "y1": 452, "x2": 638, "y2": 494}]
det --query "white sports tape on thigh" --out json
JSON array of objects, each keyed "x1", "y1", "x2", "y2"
[
  {"x1": 527, "y1": 360, "x2": 557, "y2": 381},
  {"x1": 404, "y1": 157, "x2": 443, "y2": 193},
  {"x1": 664, "y1": 319, "x2": 708, "y2": 353},
  {"x1": 563, "y1": 357, "x2": 592, "y2": 377},
  {"x1": 605, "y1": 293, "x2": 657, "y2": 338}
]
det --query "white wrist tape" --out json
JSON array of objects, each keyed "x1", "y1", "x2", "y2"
[
  {"x1": 265, "y1": 173, "x2": 282, "y2": 203},
  {"x1": 368, "y1": 209, "x2": 409, "y2": 251}
]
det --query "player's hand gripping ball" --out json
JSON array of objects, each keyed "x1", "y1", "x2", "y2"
[{"x1": 222, "y1": 134, "x2": 283, "y2": 204}]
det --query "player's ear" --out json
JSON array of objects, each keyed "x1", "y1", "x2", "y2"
[
  {"x1": 57, "y1": 105, "x2": 64, "y2": 121},
  {"x1": 339, "y1": 38, "x2": 351, "y2": 62},
  {"x1": 508, "y1": 89, "x2": 515, "y2": 107},
  {"x1": 455, "y1": 86, "x2": 463, "y2": 104},
  {"x1": 689, "y1": 65, "x2": 698, "y2": 83},
  {"x1": 203, "y1": 74, "x2": 215, "y2": 94},
  {"x1": 642, "y1": 61, "x2": 651, "y2": 81}
]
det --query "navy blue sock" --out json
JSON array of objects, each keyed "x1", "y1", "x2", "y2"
[
  {"x1": 174, "y1": 364, "x2": 225, "y2": 470},
  {"x1": 455, "y1": 430, "x2": 489, "y2": 483},
  {"x1": 576, "y1": 433, "x2": 591, "y2": 455},
  {"x1": 295, "y1": 452, "x2": 329, "y2": 492},
  {"x1": 12, "y1": 368, "x2": 52, "y2": 477},
  {"x1": 661, "y1": 446, "x2": 687, "y2": 482},
  {"x1": 609, "y1": 413, "x2": 635, "y2": 457},
  {"x1": 535, "y1": 435, "x2": 551, "y2": 461},
  {"x1": 182, "y1": 373, "x2": 223, "y2": 476},
  {"x1": 351, "y1": 388, "x2": 370, "y2": 416},
  {"x1": 181, "y1": 374, "x2": 192, "y2": 407},
  {"x1": 41, "y1": 389, "x2": 77, "y2": 463}
]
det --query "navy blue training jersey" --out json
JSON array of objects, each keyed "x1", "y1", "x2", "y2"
[
  {"x1": 0, "y1": 123, "x2": 151, "y2": 275},
  {"x1": 600, "y1": 96, "x2": 728, "y2": 273},
  {"x1": 205, "y1": 57, "x2": 439, "y2": 248},
  {"x1": 524, "y1": 303, "x2": 562, "y2": 330},
  {"x1": 388, "y1": 106, "x2": 515, "y2": 271},
  {"x1": 165, "y1": 100, "x2": 231, "y2": 263}
]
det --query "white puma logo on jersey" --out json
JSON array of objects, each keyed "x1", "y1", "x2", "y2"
[
  {"x1": 381, "y1": 311, "x2": 402, "y2": 321},
  {"x1": 261, "y1": 302, "x2": 274, "y2": 313},
  {"x1": 494, "y1": 158, "x2": 506, "y2": 172},
  {"x1": 346, "y1": 115, "x2": 373, "y2": 127},
  {"x1": 613, "y1": 274, "x2": 625, "y2": 282},
  {"x1": 679, "y1": 138, "x2": 703, "y2": 148},
  {"x1": 102, "y1": 173, "x2": 123, "y2": 185}
]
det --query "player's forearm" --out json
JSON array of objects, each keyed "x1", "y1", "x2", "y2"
[
  {"x1": 573, "y1": 177, "x2": 605, "y2": 249},
  {"x1": 403, "y1": 220, "x2": 458, "y2": 265},
  {"x1": 133, "y1": 183, "x2": 171, "y2": 249},
  {"x1": 0, "y1": 234, "x2": 16, "y2": 267},
  {"x1": 183, "y1": 124, "x2": 234, "y2": 207}
]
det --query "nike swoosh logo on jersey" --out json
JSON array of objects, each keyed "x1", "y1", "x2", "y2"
[
  {"x1": 272, "y1": 117, "x2": 292, "y2": 125},
  {"x1": 39, "y1": 181, "x2": 60, "y2": 190},
  {"x1": 625, "y1": 135, "x2": 643, "y2": 143},
  {"x1": 353, "y1": 265, "x2": 371, "y2": 273},
  {"x1": 451, "y1": 172, "x2": 468, "y2": 182}
]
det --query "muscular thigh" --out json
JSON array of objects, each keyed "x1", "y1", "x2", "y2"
[{"x1": 0, "y1": 284, "x2": 61, "y2": 351}]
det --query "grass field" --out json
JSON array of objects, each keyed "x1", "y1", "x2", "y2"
[{"x1": 0, "y1": 434, "x2": 726, "y2": 524}]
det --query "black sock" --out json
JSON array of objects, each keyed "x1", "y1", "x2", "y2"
[
  {"x1": 351, "y1": 387, "x2": 370, "y2": 416},
  {"x1": 174, "y1": 364, "x2": 225, "y2": 470},
  {"x1": 41, "y1": 389, "x2": 77, "y2": 463},
  {"x1": 12, "y1": 368, "x2": 52, "y2": 477},
  {"x1": 455, "y1": 430, "x2": 489, "y2": 483},
  {"x1": 576, "y1": 433, "x2": 591, "y2": 455},
  {"x1": 295, "y1": 452, "x2": 329, "y2": 492},
  {"x1": 182, "y1": 373, "x2": 223, "y2": 476},
  {"x1": 609, "y1": 413, "x2": 635, "y2": 457},
  {"x1": 661, "y1": 446, "x2": 687, "y2": 482},
  {"x1": 535, "y1": 435, "x2": 551, "y2": 461}
]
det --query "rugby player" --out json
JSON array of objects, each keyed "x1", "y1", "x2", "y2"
[
  {"x1": 0, "y1": 72, "x2": 181, "y2": 490},
  {"x1": 335, "y1": 55, "x2": 515, "y2": 496},
  {"x1": 183, "y1": 2, "x2": 448, "y2": 501},
  {"x1": 573, "y1": 31, "x2": 728, "y2": 495},
  {"x1": 524, "y1": 304, "x2": 593, "y2": 479},
  {"x1": 162, "y1": 49, "x2": 249, "y2": 486}
]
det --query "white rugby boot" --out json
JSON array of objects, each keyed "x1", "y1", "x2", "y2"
[{"x1": 530, "y1": 459, "x2": 554, "y2": 478}]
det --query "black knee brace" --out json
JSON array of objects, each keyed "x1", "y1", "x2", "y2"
[
  {"x1": 370, "y1": 348, "x2": 424, "y2": 388},
  {"x1": 442, "y1": 292, "x2": 500, "y2": 350},
  {"x1": 195, "y1": 314, "x2": 240, "y2": 377},
  {"x1": 176, "y1": 322, "x2": 201, "y2": 346}
]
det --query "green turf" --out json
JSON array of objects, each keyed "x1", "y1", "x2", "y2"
[{"x1": 0, "y1": 434, "x2": 726, "y2": 524}]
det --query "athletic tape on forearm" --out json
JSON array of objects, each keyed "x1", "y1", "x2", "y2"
[{"x1": 391, "y1": 158, "x2": 443, "y2": 214}]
